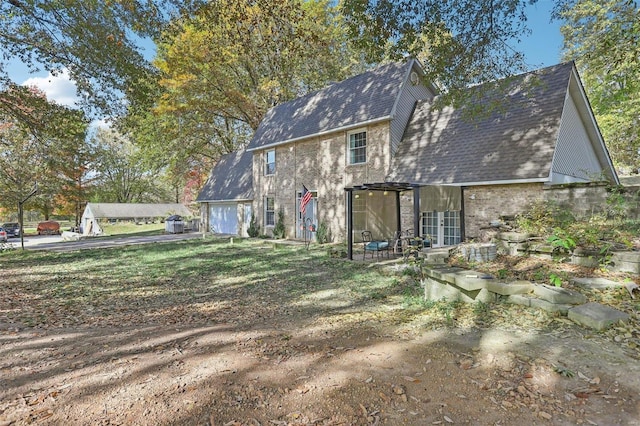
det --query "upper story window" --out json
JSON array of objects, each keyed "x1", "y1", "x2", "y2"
[
  {"x1": 265, "y1": 149, "x2": 276, "y2": 175},
  {"x1": 348, "y1": 130, "x2": 367, "y2": 164}
]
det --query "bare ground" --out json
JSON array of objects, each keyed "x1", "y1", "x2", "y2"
[{"x1": 1, "y1": 247, "x2": 640, "y2": 425}]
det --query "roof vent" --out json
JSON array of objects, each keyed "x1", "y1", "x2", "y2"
[{"x1": 410, "y1": 71, "x2": 419, "y2": 85}]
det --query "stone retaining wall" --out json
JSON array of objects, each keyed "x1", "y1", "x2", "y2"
[
  {"x1": 421, "y1": 265, "x2": 630, "y2": 330},
  {"x1": 495, "y1": 232, "x2": 640, "y2": 274}
]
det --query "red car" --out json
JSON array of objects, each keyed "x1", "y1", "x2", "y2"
[
  {"x1": 0, "y1": 227, "x2": 7, "y2": 242},
  {"x1": 37, "y1": 220, "x2": 61, "y2": 235}
]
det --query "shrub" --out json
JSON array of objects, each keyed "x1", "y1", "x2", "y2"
[
  {"x1": 247, "y1": 213, "x2": 260, "y2": 238},
  {"x1": 315, "y1": 222, "x2": 332, "y2": 244},
  {"x1": 272, "y1": 207, "x2": 286, "y2": 239}
]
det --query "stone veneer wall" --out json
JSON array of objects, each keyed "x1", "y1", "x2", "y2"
[{"x1": 464, "y1": 182, "x2": 613, "y2": 242}]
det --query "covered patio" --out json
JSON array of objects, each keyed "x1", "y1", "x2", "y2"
[{"x1": 344, "y1": 181, "x2": 422, "y2": 261}]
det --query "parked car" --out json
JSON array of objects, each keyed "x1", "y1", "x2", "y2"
[
  {"x1": 37, "y1": 220, "x2": 61, "y2": 235},
  {"x1": 1, "y1": 222, "x2": 20, "y2": 238},
  {"x1": 0, "y1": 227, "x2": 7, "y2": 242}
]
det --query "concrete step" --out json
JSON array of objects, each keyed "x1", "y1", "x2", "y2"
[
  {"x1": 571, "y1": 277, "x2": 623, "y2": 290},
  {"x1": 505, "y1": 294, "x2": 572, "y2": 315},
  {"x1": 568, "y1": 302, "x2": 630, "y2": 331},
  {"x1": 533, "y1": 284, "x2": 587, "y2": 305}
]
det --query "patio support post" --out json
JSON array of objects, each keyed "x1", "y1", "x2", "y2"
[
  {"x1": 395, "y1": 190, "x2": 401, "y2": 235},
  {"x1": 346, "y1": 189, "x2": 353, "y2": 260},
  {"x1": 413, "y1": 186, "x2": 420, "y2": 237}
]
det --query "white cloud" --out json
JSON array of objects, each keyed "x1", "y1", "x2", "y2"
[{"x1": 22, "y1": 69, "x2": 80, "y2": 107}]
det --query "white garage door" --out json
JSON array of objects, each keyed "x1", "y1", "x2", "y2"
[{"x1": 209, "y1": 203, "x2": 237, "y2": 234}]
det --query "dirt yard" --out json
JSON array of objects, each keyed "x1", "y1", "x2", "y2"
[{"x1": 1, "y1": 240, "x2": 639, "y2": 425}]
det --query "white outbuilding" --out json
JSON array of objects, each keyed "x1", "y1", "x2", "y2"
[{"x1": 81, "y1": 203, "x2": 193, "y2": 236}]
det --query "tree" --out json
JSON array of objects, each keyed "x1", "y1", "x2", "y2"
[
  {"x1": 0, "y1": 0, "x2": 191, "y2": 118},
  {"x1": 339, "y1": 0, "x2": 536, "y2": 105},
  {"x1": 0, "y1": 86, "x2": 90, "y2": 219},
  {"x1": 126, "y1": 0, "x2": 362, "y2": 170},
  {"x1": 555, "y1": 0, "x2": 640, "y2": 173},
  {"x1": 51, "y1": 120, "x2": 95, "y2": 227},
  {"x1": 91, "y1": 128, "x2": 171, "y2": 203}
]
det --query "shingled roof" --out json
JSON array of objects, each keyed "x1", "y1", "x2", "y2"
[
  {"x1": 388, "y1": 62, "x2": 616, "y2": 185},
  {"x1": 247, "y1": 60, "x2": 420, "y2": 151},
  {"x1": 84, "y1": 203, "x2": 192, "y2": 219},
  {"x1": 196, "y1": 150, "x2": 254, "y2": 202}
]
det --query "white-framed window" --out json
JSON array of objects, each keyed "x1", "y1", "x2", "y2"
[
  {"x1": 348, "y1": 130, "x2": 367, "y2": 164},
  {"x1": 265, "y1": 197, "x2": 275, "y2": 226},
  {"x1": 265, "y1": 149, "x2": 275, "y2": 175}
]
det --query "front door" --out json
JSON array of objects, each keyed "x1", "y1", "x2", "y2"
[
  {"x1": 421, "y1": 211, "x2": 461, "y2": 247},
  {"x1": 296, "y1": 190, "x2": 317, "y2": 239}
]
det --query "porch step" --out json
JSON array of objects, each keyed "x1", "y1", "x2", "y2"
[{"x1": 421, "y1": 247, "x2": 451, "y2": 264}]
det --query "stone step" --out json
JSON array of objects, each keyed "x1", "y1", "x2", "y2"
[
  {"x1": 533, "y1": 284, "x2": 587, "y2": 305},
  {"x1": 485, "y1": 280, "x2": 533, "y2": 296},
  {"x1": 568, "y1": 302, "x2": 630, "y2": 331},
  {"x1": 571, "y1": 277, "x2": 623, "y2": 290},
  {"x1": 505, "y1": 294, "x2": 572, "y2": 315}
]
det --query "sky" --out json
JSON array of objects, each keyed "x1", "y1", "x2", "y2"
[{"x1": 7, "y1": 1, "x2": 563, "y2": 109}]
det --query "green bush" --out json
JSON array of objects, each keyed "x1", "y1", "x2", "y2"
[
  {"x1": 247, "y1": 213, "x2": 260, "y2": 238},
  {"x1": 315, "y1": 222, "x2": 332, "y2": 244},
  {"x1": 272, "y1": 207, "x2": 286, "y2": 239}
]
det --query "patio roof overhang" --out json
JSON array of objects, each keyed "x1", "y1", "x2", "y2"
[
  {"x1": 344, "y1": 182, "x2": 422, "y2": 260},
  {"x1": 344, "y1": 181, "x2": 420, "y2": 192}
]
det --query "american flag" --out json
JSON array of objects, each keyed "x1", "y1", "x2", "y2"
[{"x1": 300, "y1": 185, "x2": 312, "y2": 214}]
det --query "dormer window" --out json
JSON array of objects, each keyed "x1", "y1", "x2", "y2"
[
  {"x1": 265, "y1": 149, "x2": 275, "y2": 175},
  {"x1": 348, "y1": 130, "x2": 367, "y2": 164}
]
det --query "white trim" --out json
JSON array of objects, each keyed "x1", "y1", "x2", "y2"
[
  {"x1": 416, "y1": 177, "x2": 550, "y2": 187},
  {"x1": 247, "y1": 115, "x2": 393, "y2": 152},
  {"x1": 200, "y1": 199, "x2": 252, "y2": 203}
]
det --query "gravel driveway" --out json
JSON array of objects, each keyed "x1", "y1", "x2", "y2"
[{"x1": 10, "y1": 232, "x2": 207, "y2": 251}]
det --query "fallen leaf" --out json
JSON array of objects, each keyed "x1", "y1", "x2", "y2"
[{"x1": 578, "y1": 371, "x2": 591, "y2": 381}]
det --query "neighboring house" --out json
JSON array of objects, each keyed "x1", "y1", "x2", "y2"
[
  {"x1": 196, "y1": 150, "x2": 254, "y2": 236},
  {"x1": 81, "y1": 203, "x2": 192, "y2": 236},
  {"x1": 197, "y1": 59, "x2": 618, "y2": 256}
]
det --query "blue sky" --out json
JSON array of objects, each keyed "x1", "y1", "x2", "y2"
[
  {"x1": 520, "y1": 1, "x2": 564, "y2": 68},
  {"x1": 7, "y1": 1, "x2": 564, "y2": 107}
]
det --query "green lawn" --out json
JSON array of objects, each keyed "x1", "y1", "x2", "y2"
[{"x1": 1, "y1": 239, "x2": 418, "y2": 329}]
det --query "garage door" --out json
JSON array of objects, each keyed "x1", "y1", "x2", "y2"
[{"x1": 209, "y1": 203, "x2": 237, "y2": 234}]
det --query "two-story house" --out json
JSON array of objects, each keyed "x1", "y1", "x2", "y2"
[{"x1": 198, "y1": 59, "x2": 618, "y2": 258}]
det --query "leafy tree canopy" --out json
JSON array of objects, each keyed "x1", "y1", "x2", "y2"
[
  {"x1": 0, "y1": 86, "x2": 90, "y2": 217},
  {"x1": 555, "y1": 0, "x2": 640, "y2": 173},
  {"x1": 340, "y1": 0, "x2": 536, "y2": 105},
  {"x1": 126, "y1": 0, "x2": 363, "y2": 181},
  {"x1": 0, "y1": 0, "x2": 208, "y2": 119},
  {"x1": 91, "y1": 128, "x2": 171, "y2": 203}
]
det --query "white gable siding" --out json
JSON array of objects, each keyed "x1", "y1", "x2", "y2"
[
  {"x1": 551, "y1": 92, "x2": 602, "y2": 183},
  {"x1": 390, "y1": 69, "x2": 434, "y2": 158}
]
